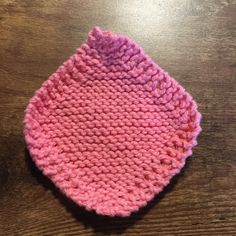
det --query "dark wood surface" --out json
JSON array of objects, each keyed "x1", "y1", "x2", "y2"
[{"x1": 0, "y1": 0, "x2": 236, "y2": 235}]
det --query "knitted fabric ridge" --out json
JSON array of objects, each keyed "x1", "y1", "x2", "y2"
[{"x1": 24, "y1": 27, "x2": 202, "y2": 217}]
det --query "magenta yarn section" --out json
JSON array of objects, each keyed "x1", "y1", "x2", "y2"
[{"x1": 24, "y1": 27, "x2": 202, "y2": 217}]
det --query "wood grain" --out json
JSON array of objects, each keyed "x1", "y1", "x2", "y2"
[{"x1": 0, "y1": 0, "x2": 236, "y2": 235}]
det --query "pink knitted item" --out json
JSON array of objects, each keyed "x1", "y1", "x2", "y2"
[{"x1": 24, "y1": 27, "x2": 202, "y2": 217}]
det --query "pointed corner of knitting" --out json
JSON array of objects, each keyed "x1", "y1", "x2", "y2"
[
  {"x1": 87, "y1": 26, "x2": 118, "y2": 48},
  {"x1": 90, "y1": 26, "x2": 103, "y2": 37}
]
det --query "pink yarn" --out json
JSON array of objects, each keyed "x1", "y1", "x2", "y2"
[{"x1": 24, "y1": 27, "x2": 202, "y2": 217}]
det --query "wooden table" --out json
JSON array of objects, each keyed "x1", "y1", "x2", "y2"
[{"x1": 1, "y1": 1, "x2": 236, "y2": 235}]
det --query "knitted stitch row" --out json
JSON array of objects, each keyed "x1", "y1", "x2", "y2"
[{"x1": 24, "y1": 27, "x2": 202, "y2": 217}]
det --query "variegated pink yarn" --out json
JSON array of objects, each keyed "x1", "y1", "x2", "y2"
[{"x1": 24, "y1": 27, "x2": 201, "y2": 217}]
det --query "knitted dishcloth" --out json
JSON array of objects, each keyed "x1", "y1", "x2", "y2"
[{"x1": 24, "y1": 27, "x2": 202, "y2": 217}]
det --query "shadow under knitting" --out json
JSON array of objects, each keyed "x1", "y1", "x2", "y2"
[{"x1": 24, "y1": 147, "x2": 191, "y2": 235}]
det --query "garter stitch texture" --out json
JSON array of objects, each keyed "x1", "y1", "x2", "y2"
[{"x1": 24, "y1": 27, "x2": 202, "y2": 217}]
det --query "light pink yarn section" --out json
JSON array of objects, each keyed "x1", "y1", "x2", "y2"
[{"x1": 23, "y1": 27, "x2": 202, "y2": 217}]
